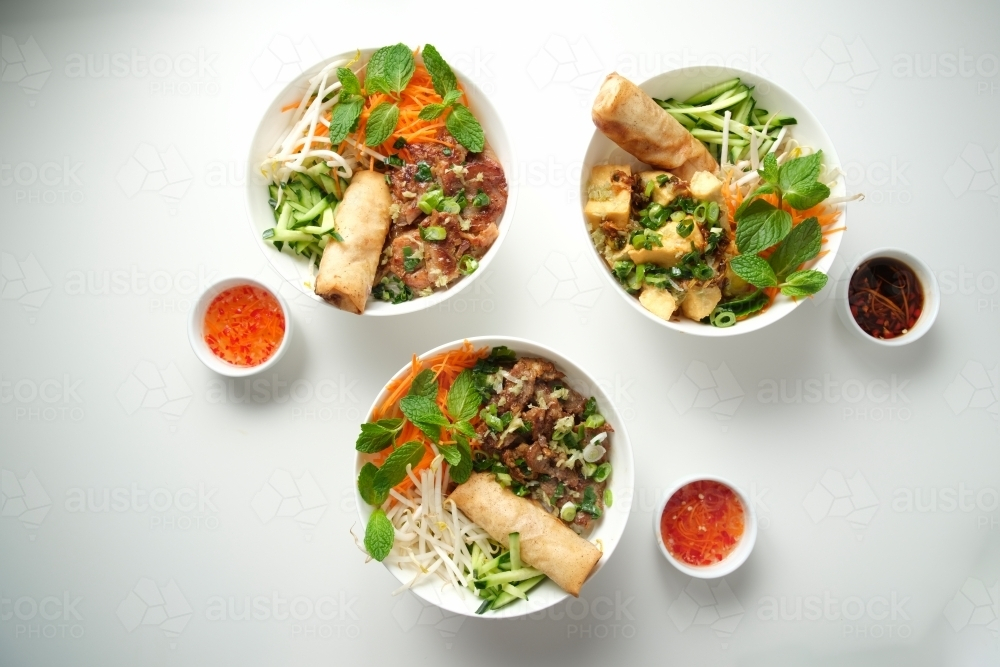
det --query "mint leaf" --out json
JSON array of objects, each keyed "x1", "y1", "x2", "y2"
[
  {"x1": 364, "y1": 102, "x2": 399, "y2": 147},
  {"x1": 778, "y1": 151, "x2": 830, "y2": 210},
  {"x1": 768, "y1": 217, "x2": 822, "y2": 281},
  {"x1": 437, "y1": 443, "x2": 462, "y2": 466},
  {"x1": 381, "y1": 43, "x2": 415, "y2": 93},
  {"x1": 780, "y1": 270, "x2": 828, "y2": 297},
  {"x1": 355, "y1": 418, "x2": 403, "y2": 453},
  {"x1": 408, "y1": 369, "x2": 438, "y2": 399},
  {"x1": 418, "y1": 103, "x2": 446, "y2": 120},
  {"x1": 364, "y1": 45, "x2": 393, "y2": 94},
  {"x1": 734, "y1": 182, "x2": 778, "y2": 220},
  {"x1": 364, "y1": 508, "x2": 394, "y2": 561},
  {"x1": 337, "y1": 67, "x2": 361, "y2": 96},
  {"x1": 445, "y1": 104, "x2": 484, "y2": 153},
  {"x1": 449, "y1": 435, "x2": 473, "y2": 484},
  {"x1": 446, "y1": 370, "x2": 481, "y2": 422},
  {"x1": 399, "y1": 395, "x2": 450, "y2": 441},
  {"x1": 442, "y1": 89, "x2": 462, "y2": 106},
  {"x1": 759, "y1": 152, "x2": 778, "y2": 185},
  {"x1": 329, "y1": 97, "x2": 363, "y2": 145},
  {"x1": 373, "y1": 441, "x2": 426, "y2": 497},
  {"x1": 454, "y1": 420, "x2": 477, "y2": 438},
  {"x1": 358, "y1": 462, "x2": 381, "y2": 506},
  {"x1": 421, "y1": 44, "x2": 457, "y2": 97},
  {"x1": 729, "y1": 254, "x2": 778, "y2": 288},
  {"x1": 735, "y1": 198, "x2": 792, "y2": 255}
]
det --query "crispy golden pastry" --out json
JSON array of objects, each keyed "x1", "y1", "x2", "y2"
[
  {"x1": 592, "y1": 73, "x2": 718, "y2": 180},
  {"x1": 449, "y1": 472, "x2": 602, "y2": 597},
  {"x1": 314, "y1": 170, "x2": 392, "y2": 313}
]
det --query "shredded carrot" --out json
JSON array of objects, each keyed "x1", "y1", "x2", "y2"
[
  {"x1": 371, "y1": 342, "x2": 490, "y2": 492},
  {"x1": 659, "y1": 480, "x2": 745, "y2": 566}
]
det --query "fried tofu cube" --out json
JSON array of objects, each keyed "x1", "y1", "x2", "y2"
[
  {"x1": 690, "y1": 170, "x2": 723, "y2": 203},
  {"x1": 637, "y1": 170, "x2": 679, "y2": 206},
  {"x1": 627, "y1": 218, "x2": 706, "y2": 268},
  {"x1": 639, "y1": 287, "x2": 677, "y2": 321},
  {"x1": 585, "y1": 164, "x2": 632, "y2": 230},
  {"x1": 680, "y1": 284, "x2": 722, "y2": 321}
]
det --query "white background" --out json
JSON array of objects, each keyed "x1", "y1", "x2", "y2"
[{"x1": 1, "y1": 1, "x2": 998, "y2": 664}]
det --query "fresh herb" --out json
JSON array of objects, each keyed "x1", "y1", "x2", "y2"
[
  {"x1": 449, "y1": 435, "x2": 473, "y2": 483},
  {"x1": 408, "y1": 369, "x2": 438, "y2": 399},
  {"x1": 446, "y1": 370, "x2": 482, "y2": 421},
  {"x1": 580, "y1": 486, "x2": 602, "y2": 518},
  {"x1": 373, "y1": 441, "x2": 426, "y2": 497},
  {"x1": 472, "y1": 450, "x2": 494, "y2": 472},
  {"x1": 402, "y1": 246, "x2": 421, "y2": 273},
  {"x1": 364, "y1": 508, "x2": 394, "y2": 561},
  {"x1": 779, "y1": 269, "x2": 828, "y2": 297},
  {"x1": 329, "y1": 97, "x2": 363, "y2": 145},
  {"x1": 393, "y1": 137, "x2": 407, "y2": 149},
  {"x1": 337, "y1": 67, "x2": 361, "y2": 96},
  {"x1": 778, "y1": 151, "x2": 830, "y2": 210},
  {"x1": 612, "y1": 260, "x2": 634, "y2": 281},
  {"x1": 384, "y1": 154, "x2": 404, "y2": 168},
  {"x1": 728, "y1": 253, "x2": 778, "y2": 289},
  {"x1": 421, "y1": 44, "x2": 458, "y2": 97},
  {"x1": 357, "y1": 462, "x2": 380, "y2": 505},
  {"x1": 445, "y1": 104, "x2": 485, "y2": 153},
  {"x1": 767, "y1": 217, "x2": 822, "y2": 282},
  {"x1": 364, "y1": 102, "x2": 400, "y2": 147},
  {"x1": 399, "y1": 395, "x2": 450, "y2": 441},
  {"x1": 582, "y1": 397, "x2": 598, "y2": 418},
  {"x1": 364, "y1": 43, "x2": 415, "y2": 96},
  {"x1": 420, "y1": 225, "x2": 447, "y2": 241},
  {"x1": 414, "y1": 161, "x2": 434, "y2": 182},
  {"x1": 487, "y1": 346, "x2": 517, "y2": 365},
  {"x1": 418, "y1": 103, "x2": 447, "y2": 120},
  {"x1": 372, "y1": 274, "x2": 411, "y2": 303},
  {"x1": 355, "y1": 418, "x2": 404, "y2": 453},
  {"x1": 734, "y1": 198, "x2": 792, "y2": 255},
  {"x1": 436, "y1": 442, "x2": 463, "y2": 466}
]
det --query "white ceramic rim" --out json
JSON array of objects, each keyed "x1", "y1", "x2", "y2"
[
  {"x1": 835, "y1": 247, "x2": 941, "y2": 347},
  {"x1": 354, "y1": 336, "x2": 635, "y2": 618},
  {"x1": 578, "y1": 65, "x2": 847, "y2": 336},
  {"x1": 652, "y1": 474, "x2": 758, "y2": 579},
  {"x1": 187, "y1": 276, "x2": 292, "y2": 377},
  {"x1": 244, "y1": 47, "x2": 518, "y2": 316}
]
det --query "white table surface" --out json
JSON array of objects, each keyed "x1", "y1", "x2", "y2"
[{"x1": 2, "y1": 1, "x2": 999, "y2": 665}]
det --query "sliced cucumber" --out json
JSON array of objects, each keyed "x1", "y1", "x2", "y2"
[{"x1": 683, "y1": 77, "x2": 741, "y2": 105}]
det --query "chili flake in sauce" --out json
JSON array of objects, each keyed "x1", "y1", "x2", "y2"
[
  {"x1": 848, "y1": 258, "x2": 923, "y2": 340},
  {"x1": 203, "y1": 285, "x2": 285, "y2": 367},
  {"x1": 660, "y1": 480, "x2": 745, "y2": 566}
]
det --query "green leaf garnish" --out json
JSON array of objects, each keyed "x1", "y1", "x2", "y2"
[
  {"x1": 446, "y1": 370, "x2": 482, "y2": 422},
  {"x1": 445, "y1": 104, "x2": 484, "y2": 153},
  {"x1": 364, "y1": 102, "x2": 399, "y2": 147},
  {"x1": 442, "y1": 89, "x2": 462, "y2": 106},
  {"x1": 408, "y1": 369, "x2": 438, "y2": 399},
  {"x1": 329, "y1": 97, "x2": 363, "y2": 145},
  {"x1": 728, "y1": 254, "x2": 778, "y2": 289},
  {"x1": 454, "y1": 420, "x2": 477, "y2": 438},
  {"x1": 421, "y1": 44, "x2": 457, "y2": 97},
  {"x1": 767, "y1": 217, "x2": 822, "y2": 282},
  {"x1": 733, "y1": 182, "x2": 777, "y2": 219},
  {"x1": 759, "y1": 152, "x2": 779, "y2": 185},
  {"x1": 355, "y1": 418, "x2": 403, "y2": 453},
  {"x1": 779, "y1": 269, "x2": 829, "y2": 297},
  {"x1": 734, "y1": 198, "x2": 792, "y2": 255},
  {"x1": 436, "y1": 443, "x2": 462, "y2": 466},
  {"x1": 357, "y1": 462, "x2": 381, "y2": 506},
  {"x1": 399, "y1": 395, "x2": 450, "y2": 441},
  {"x1": 364, "y1": 508, "x2": 394, "y2": 561},
  {"x1": 381, "y1": 43, "x2": 415, "y2": 94},
  {"x1": 778, "y1": 151, "x2": 830, "y2": 210},
  {"x1": 337, "y1": 67, "x2": 361, "y2": 96},
  {"x1": 449, "y1": 436, "x2": 473, "y2": 484},
  {"x1": 418, "y1": 103, "x2": 446, "y2": 120},
  {"x1": 373, "y1": 441, "x2": 426, "y2": 496}
]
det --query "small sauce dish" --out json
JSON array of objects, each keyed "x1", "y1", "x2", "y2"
[{"x1": 188, "y1": 276, "x2": 291, "y2": 377}]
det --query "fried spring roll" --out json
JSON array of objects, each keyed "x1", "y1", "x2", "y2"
[
  {"x1": 314, "y1": 170, "x2": 392, "y2": 313},
  {"x1": 592, "y1": 72, "x2": 718, "y2": 180},
  {"x1": 449, "y1": 473, "x2": 602, "y2": 597}
]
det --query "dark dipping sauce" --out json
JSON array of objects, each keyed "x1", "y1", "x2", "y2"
[{"x1": 848, "y1": 258, "x2": 923, "y2": 340}]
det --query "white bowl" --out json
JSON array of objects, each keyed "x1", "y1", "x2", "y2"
[
  {"x1": 354, "y1": 336, "x2": 635, "y2": 618},
  {"x1": 579, "y1": 66, "x2": 846, "y2": 336},
  {"x1": 835, "y1": 247, "x2": 940, "y2": 346},
  {"x1": 653, "y1": 474, "x2": 757, "y2": 579},
  {"x1": 245, "y1": 47, "x2": 517, "y2": 316},
  {"x1": 187, "y1": 276, "x2": 292, "y2": 377}
]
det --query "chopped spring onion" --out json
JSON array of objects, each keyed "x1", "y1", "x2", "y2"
[
  {"x1": 420, "y1": 225, "x2": 447, "y2": 241},
  {"x1": 676, "y1": 218, "x2": 694, "y2": 238},
  {"x1": 560, "y1": 502, "x2": 577, "y2": 522},
  {"x1": 458, "y1": 254, "x2": 479, "y2": 275},
  {"x1": 710, "y1": 308, "x2": 737, "y2": 328}
]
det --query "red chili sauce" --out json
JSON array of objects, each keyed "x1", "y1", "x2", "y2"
[
  {"x1": 660, "y1": 480, "x2": 745, "y2": 566},
  {"x1": 203, "y1": 285, "x2": 285, "y2": 367}
]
